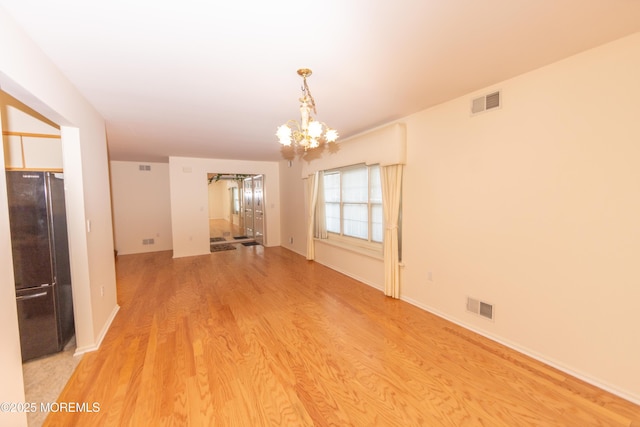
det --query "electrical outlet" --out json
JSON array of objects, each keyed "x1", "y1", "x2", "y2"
[
  {"x1": 427, "y1": 271, "x2": 433, "y2": 282},
  {"x1": 100, "y1": 286, "x2": 104, "y2": 297},
  {"x1": 289, "y1": 237, "x2": 294, "y2": 244}
]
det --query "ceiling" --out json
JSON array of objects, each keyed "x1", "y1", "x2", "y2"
[{"x1": 2, "y1": 1, "x2": 640, "y2": 163}]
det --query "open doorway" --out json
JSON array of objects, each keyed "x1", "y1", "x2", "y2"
[
  {"x1": 207, "y1": 173, "x2": 265, "y2": 249},
  {"x1": 2, "y1": 90, "x2": 79, "y2": 426}
]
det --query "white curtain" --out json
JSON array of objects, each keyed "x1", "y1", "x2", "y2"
[
  {"x1": 306, "y1": 172, "x2": 319, "y2": 260},
  {"x1": 314, "y1": 171, "x2": 328, "y2": 239},
  {"x1": 381, "y1": 164, "x2": 403, "y2": 298}
]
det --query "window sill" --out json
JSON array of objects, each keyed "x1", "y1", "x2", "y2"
[{"x1": 314, "y1": 237, "x2": 384, "y2": 261}]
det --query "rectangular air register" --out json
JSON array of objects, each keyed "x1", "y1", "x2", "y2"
[
  {"x1": 466, "y1": 297, "x2": 494, "y2": 321},
  {"x1": 139, "y1": 164, "x2": 151, "y2": 171},
  {"x1": 471, "y1": 91, "x2": 501, "y2": 115}
]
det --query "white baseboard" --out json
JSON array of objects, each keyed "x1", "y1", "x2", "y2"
[
  {"x1": 73, "y1": 304, "x2": 120, "y2": 356},
  {"x1": 315, "y1": 259, "x2": 383, "y2": 292},
  {"x1": 401, "y1": 296, "x2": 640, "y2": 406}
]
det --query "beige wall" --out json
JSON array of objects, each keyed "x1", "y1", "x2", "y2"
[
  {"x1": 110, "y1": 161, "x2": 173, "y2": 255},
  {"x1": 401, "y1": 32, "x2": 640, "y2": 403},
  {"x1": 280, "y1": 32, "x2": 640, "y2": 403},
  {"x1": 169, "y1": 156, "x2": 281, "y2": 258},
  {"x1": 0, "y1": 9, "x2": 119, "y2": 424},
  {"x1": 279, "y1": 159, "x2": 307, "y2": 255},
  {"x1": 1, "y1": 91, "x2": 62, "y2": 169},
  {"x1": 0, "y1": 91, "x2": 60, "y2": 134},
  {"x1": 207, "y1": 179, "x2": 228, "y2": 220}
]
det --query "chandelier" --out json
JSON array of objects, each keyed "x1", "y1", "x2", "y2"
[{"x1": 276, "y1": 68, "x2": 338, "y2": 150}]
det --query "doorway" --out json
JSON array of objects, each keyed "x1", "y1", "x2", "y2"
[
  {"x1": 2, "y1": 90, "x2": 79, "y2": 427},
  {"x1": 207, "y1": 173, "x2": 265, "y2": 246},
  {"x1": 241, "y1": 174, "x2": 265, "y2": 246}
]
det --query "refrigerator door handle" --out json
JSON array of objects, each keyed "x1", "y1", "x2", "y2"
[{"x1": 16, "y1": 291, "x2": 48, "y2": 301}]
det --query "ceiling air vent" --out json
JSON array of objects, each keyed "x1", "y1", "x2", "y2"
[
  {"x1": 471, "y1": 91, "x2": 501, "y2": 115},
  {"x1": 139, "y1": 164, "x2": 151, "y2": 171}
]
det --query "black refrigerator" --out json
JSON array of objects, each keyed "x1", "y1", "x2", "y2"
[{"x1": 6, "y1": 171, "x2": 75, "y2": 362}]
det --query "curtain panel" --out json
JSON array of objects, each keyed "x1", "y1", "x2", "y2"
[
  {"x1": 381, "y1": 164, "x2": 403, "y2": 298},
  {"x1": 314, "y1": 171, "x2": 328, "y2": 239},
  {"x1": 305, "y1": 172, "x2": 318, "y2": 260}
]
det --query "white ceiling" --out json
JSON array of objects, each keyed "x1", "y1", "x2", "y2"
[{"x1": 2, "y1": 1, "x2": 640, "y2": 162}]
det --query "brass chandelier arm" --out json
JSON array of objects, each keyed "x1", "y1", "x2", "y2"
[{"x1": 283, "y1": 119, "x2": 302, "y2": 132}]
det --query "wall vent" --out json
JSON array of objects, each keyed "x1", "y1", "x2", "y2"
[
  {"x1": 471, "y1": 91, "x2": 501, "y2": 115},
  {"x1": 139, "y1": 164, "x2": 151, "y2": 171},
  {"x1": 142, "y1": 238, "x2": 155, "y2": 245},
  {"x1": 466, "y1": 297, "x2": 494, "y2": 321}
]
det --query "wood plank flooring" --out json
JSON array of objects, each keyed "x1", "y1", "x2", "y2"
[
  {"x1": 209, "y1": 218, "x2": 242, "y2": 239},
  {"x1": 45, "y1": 246, "x2": 640, "y2": 426}
]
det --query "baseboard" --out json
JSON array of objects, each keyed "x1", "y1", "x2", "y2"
[
  {"x1": 401, "y1": 296, "x2": 640, "y2": 406},
  {"x1": 280, "y1": 245, "x2": 306, "y2": 258},
  {"x1": 73, "y1": 304, "x2": 120, "y2": 356},
  {"x1": 278, "y1": 245, "x2": 383, "y2": 291},
  {"x1": 314, "y1": 259, "x2": 383, "y2": 292}
]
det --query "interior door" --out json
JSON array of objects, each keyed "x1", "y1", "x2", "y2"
[
  {"x1": 253, "y1": 175, "x2": 265, "y2": 245},
  {"x1": 243, "y1": 177, "x2": 254, "y2": 238}
]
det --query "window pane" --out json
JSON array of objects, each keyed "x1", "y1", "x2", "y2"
[
  {"x1": 371, "y1": 204, "x2": 383, "y2": 242},
  {"x1": 370, "y1": 165, "x2": 382, "y2": 204},
  {"x1": 325, "y1": 202, "x2": 340, "y2": 233},
  {"x1": 342, "y1": 167, "x2": 368, "y2": 203},
  {"x1": 324, "y1": 172, "x2": 340, "y2": 203},
  {"x1": 343, "y1": 203, "x2": 368, "y2": 239}
]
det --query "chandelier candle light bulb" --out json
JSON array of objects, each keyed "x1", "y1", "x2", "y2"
[{"x1": 277, "y1": 68, "x2": 338, "y2": 150}]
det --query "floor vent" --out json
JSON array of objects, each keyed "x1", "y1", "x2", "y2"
[
  {"x1": 471, "y1": 91, "x2": 501, "y2": 115},
  {"x1": 466, "y1": 297, "x2": 494, "y2": 321}
]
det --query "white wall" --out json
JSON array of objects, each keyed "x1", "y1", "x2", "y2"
[
  {"x1": 0, "y1": 9, "x2": 119, "y2": 423},
  {"x1": 280, "y1": 32, "x2": 640, "y2": 404},
  {"x1": 169, "y1": 156, "x2": 280, "y2": 258},
  {"x1": 110, "y1": 161, "x2": 173, "y2": 255}
]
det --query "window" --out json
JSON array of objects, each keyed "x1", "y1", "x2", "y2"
[
  {"x1": 323, "y1": 164, "x2": 382, "y2": 245},
  {"x1": 231, "y1": 187, "x2": 240, "y2": 214}
]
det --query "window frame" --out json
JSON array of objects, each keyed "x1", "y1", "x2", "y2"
[{"x1": 323, "y1": 163, "x2": 383, "y2": 252}]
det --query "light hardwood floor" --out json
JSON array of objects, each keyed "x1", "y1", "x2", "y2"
[
  {"x1": 209, "y1": 218, "x2": 242, "y2": 240},
  {"x1": 45, "y1": 246, "x2": 640, "y2": 426}
]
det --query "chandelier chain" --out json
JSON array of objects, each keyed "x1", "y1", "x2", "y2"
[{"x1": 301, "y1": 76, "x2": 317, "y2": 115}]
